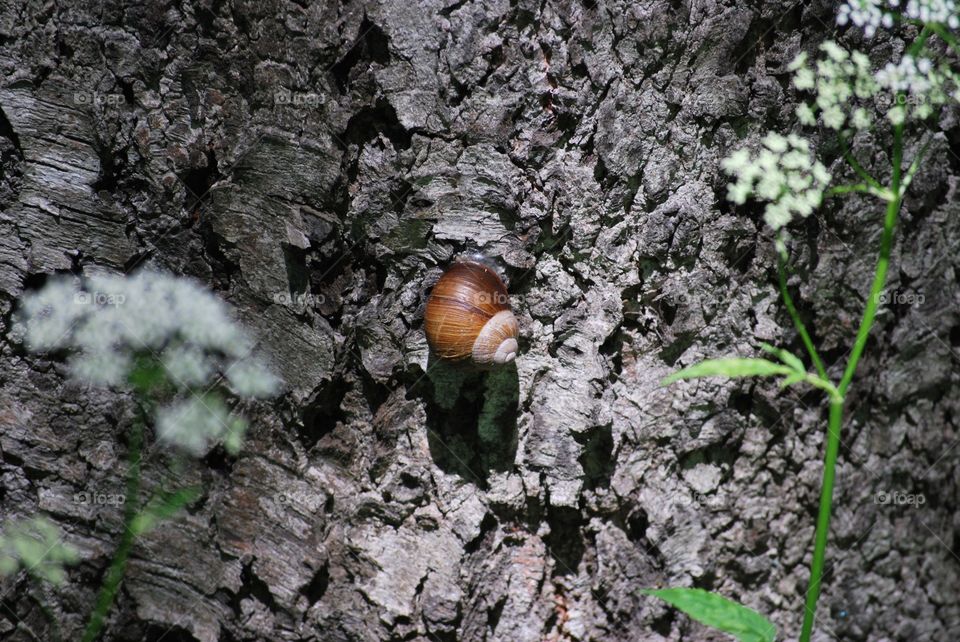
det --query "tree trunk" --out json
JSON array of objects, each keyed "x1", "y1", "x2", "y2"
[{"x1": 1, "y1": 0, "x2": 958, "y2": 640}]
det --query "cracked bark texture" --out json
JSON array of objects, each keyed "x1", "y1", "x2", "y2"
[{"x1": 1, "y1": 0, "x2": 959, "y2": 640}]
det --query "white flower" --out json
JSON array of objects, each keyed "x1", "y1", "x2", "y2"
[
  {"x1": 822, "y1": 105, "x2": 846, "y2": 129},
  {"x1": 852, "y1": 107, "x2": 873, "y2": 129},
  {"x1": 762, "y1": 132, "x2": 789, "y2": 153},
  {"x1": 794, "y1": 67, "x2": 816, "y2": 90},
  {"x1": 225, "y1": 359, "x2": 281, "y2": 398},
  {"x1": 155, "y1": 396, "x2": 246, "y2": 456},
  {"x1": 19, "y1": 273, "x2": 282, "y2": 457},
  {"x1": 18, "y1": 272, "x2": 281, "y2": 401},
  {"x1": 728, "y1": 182, "x2": 752, "y2": 204},
  {"x1": 876, "y1": 54, "x2": 958, "y2": 120},
  {"x1": 838, "y1": 0, "x2": 960, "y2": 35},
  {"x1": 18, "y1": 280, "x2": 86, "y2": 350},
  {"x1": 162, "y1": 345, "x2": 213, "y2": 386},
  {"x1": 764, "y1": 202, "x2": 793, "y2": 230},
  {"x1": 888, "y1": 104, "x2": 907, "y2": 124},
  {"x1": 837, "y1": 0, "x2": 887, "y2": 37},
  {"x1": 821, "y1": 41, "x2": 850, "y2": 62},
  {"x1": 721, "y1": 148, "x2": 751, "y2": 173},
  {"x1": 796, "y1": 103, "x2": 817, "y2": 126},
  {"x1": 70, "y1": 350, "x2": 132, "y2": 387},
  {"x1": 905, "y1": 0, "x2": 960, "y2": 27},
  {"x1": 788, "y1": 51, "x2": 808, "y2": 72},
  {"x1": 722, "y1": 134, "x2": 831, "y2": 231},
  {"x1": 791, "y1": 41, "x2": 880, "y2": 131}
]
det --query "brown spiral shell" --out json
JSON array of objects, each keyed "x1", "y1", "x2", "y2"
[{"x1": 423, "y1": 260, "x2": 519, "y2": 365}]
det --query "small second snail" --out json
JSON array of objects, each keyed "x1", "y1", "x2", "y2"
[{"x1": 424, "y1": 258, "x2": 519, "y2": 365}]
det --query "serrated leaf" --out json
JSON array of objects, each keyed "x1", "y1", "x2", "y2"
[
  {"x1": 644, "y1": 588, "x2": 776, "y2": 642},
  {"x1": 759, "y1": 343, "x2": 805, "y2": 373},
  {"x1": 662, "y1": 358, "x2": 793, "y2": 386}
]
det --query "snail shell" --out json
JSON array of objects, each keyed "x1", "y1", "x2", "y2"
[{"x1": 424, "y1": 260, "x2": 519, "y2": 365}]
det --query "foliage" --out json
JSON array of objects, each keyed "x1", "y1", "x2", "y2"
[
  {"x1": 0, "y1": 517, "x2": 78, "y2": 586},
  {"x1": 9, "y1": 271, "x2": 280, "y2": 639},
  {"x1": 653, "y1": 3, "x2": 960, "y2": 641},
  {"x1": 643, "y1": 589, "x2": 776, "y2": 642},
  {"x1": 18, "y1": 271, "x2": 279, "y2": 454}
]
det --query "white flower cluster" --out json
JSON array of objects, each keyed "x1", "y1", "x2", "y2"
[
  {"x1": 156, "y1": 396, "x2": 248, "y2": 456},
  {"x1": 791, "y1": 39, "x2": 960, "y2": 127},
  {"x1": 838, "y1": 0, "x2": 960, "y2": 36},
  {"x1": 19, "y1": 271, "x2": 280, "y2": 454},
  {"x1": 876, "y1": 54, "x2": 960, "y2": 120},
  {"x1": 790, "y1": 43, "x2": 879, "y2": 131},
  {"x1": 837, "y1": 0, "x2": 895, "y2": 37},
  {"x1": 722, "y1": 133, "x2": 831, "y2": 231}
]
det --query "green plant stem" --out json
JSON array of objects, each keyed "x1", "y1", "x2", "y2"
[
  {"x1": 839, "y1": 136, "x2": 884, "y2": 191},
  {"x1": 924, "y1": 22, "x2": 952, "y2": 52},
  {"x1": 825, "y1": 183, "x2": 870, "y2": 197},
  {"x1": 81, "y1": 418, "x2": 143, "y2": 642},
  {"x1": 799, "y1": 122, "x2": 904, "y2": 642},
  {"x1": 900, "y1": 133, "x2": 933, "y2": 196},
  {"x1": 799, "y1": 399, "x2": 844, "y2": 641},
  {"x1": 839, "y1": 123, "x2": 903, "y2": 397},
  {"x1": 777, "y1": 254, "x2": 828, "y2": 381}
]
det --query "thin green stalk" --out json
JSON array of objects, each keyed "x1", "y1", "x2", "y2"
[
  {"x1": 839, "y1": 136, "x2": 884, "y2": 191},
  {"x1": 81, "y1": 418, "x2": 143, "y2": 642},
  {"x1": 900, "y1": 133, "x2": 934, "y2": 196},
  {"x1": 929, "y1": 22, "x2": 960, "y2": 55},
  {"x1": 825, "y1": 183, "x2": 870, "y2": 198},
  {"x1": 799, "y1": 399, "x2": 844, "y2": 641},
  {"x1": 799, "y1": 122, "x2": 904, "y2": 642},
  {"x1": 827, "y1": 182, "x2": 896, "y2": 200},
  {"x1": 839, "y1": 122, "x2": 903, "y2": 397},
  {"x1": 908, "y1": 24, "x2": 933, "y2": 56},
  {"x1": 777, "y1": 253, "x2": 828, "y2": 381}
]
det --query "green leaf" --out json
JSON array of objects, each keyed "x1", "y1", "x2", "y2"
[
  {"x1": 0, "y1": 517, "x2": 79, "y2": 585},
  {"x1": 222, "y1": 416, "x2": 248, "y2": 455},
  {"x1": 127, "y1": 355, "x2": 168, "y2": 393},
  {"x1": 131, "y1": 487, "x2": 201, "y2": 536},
  {"x1": 759, "y1": 343, "x2": 805, "y2": 373},
  {"x1": 779, "y1": 372, "x2": 806, "y2": 388},
  {"x1": 644, "y1": 588, "x2": 776, "y2": 642},
  {"x1": 662, "y1": 358, "x2": 792, "y2": 386}
]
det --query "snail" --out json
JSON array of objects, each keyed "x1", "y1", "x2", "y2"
[{"x1": 424, "y1": 259, "x2": 519, "y2": 365}]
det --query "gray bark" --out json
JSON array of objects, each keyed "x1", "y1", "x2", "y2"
[{"x1": 1, "y1": 0, "x2": 958, "y2": 640}]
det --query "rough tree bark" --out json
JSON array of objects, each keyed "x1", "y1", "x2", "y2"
[{"x1": 0, "y1": 0, "x2": 958, "y2": 640}]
